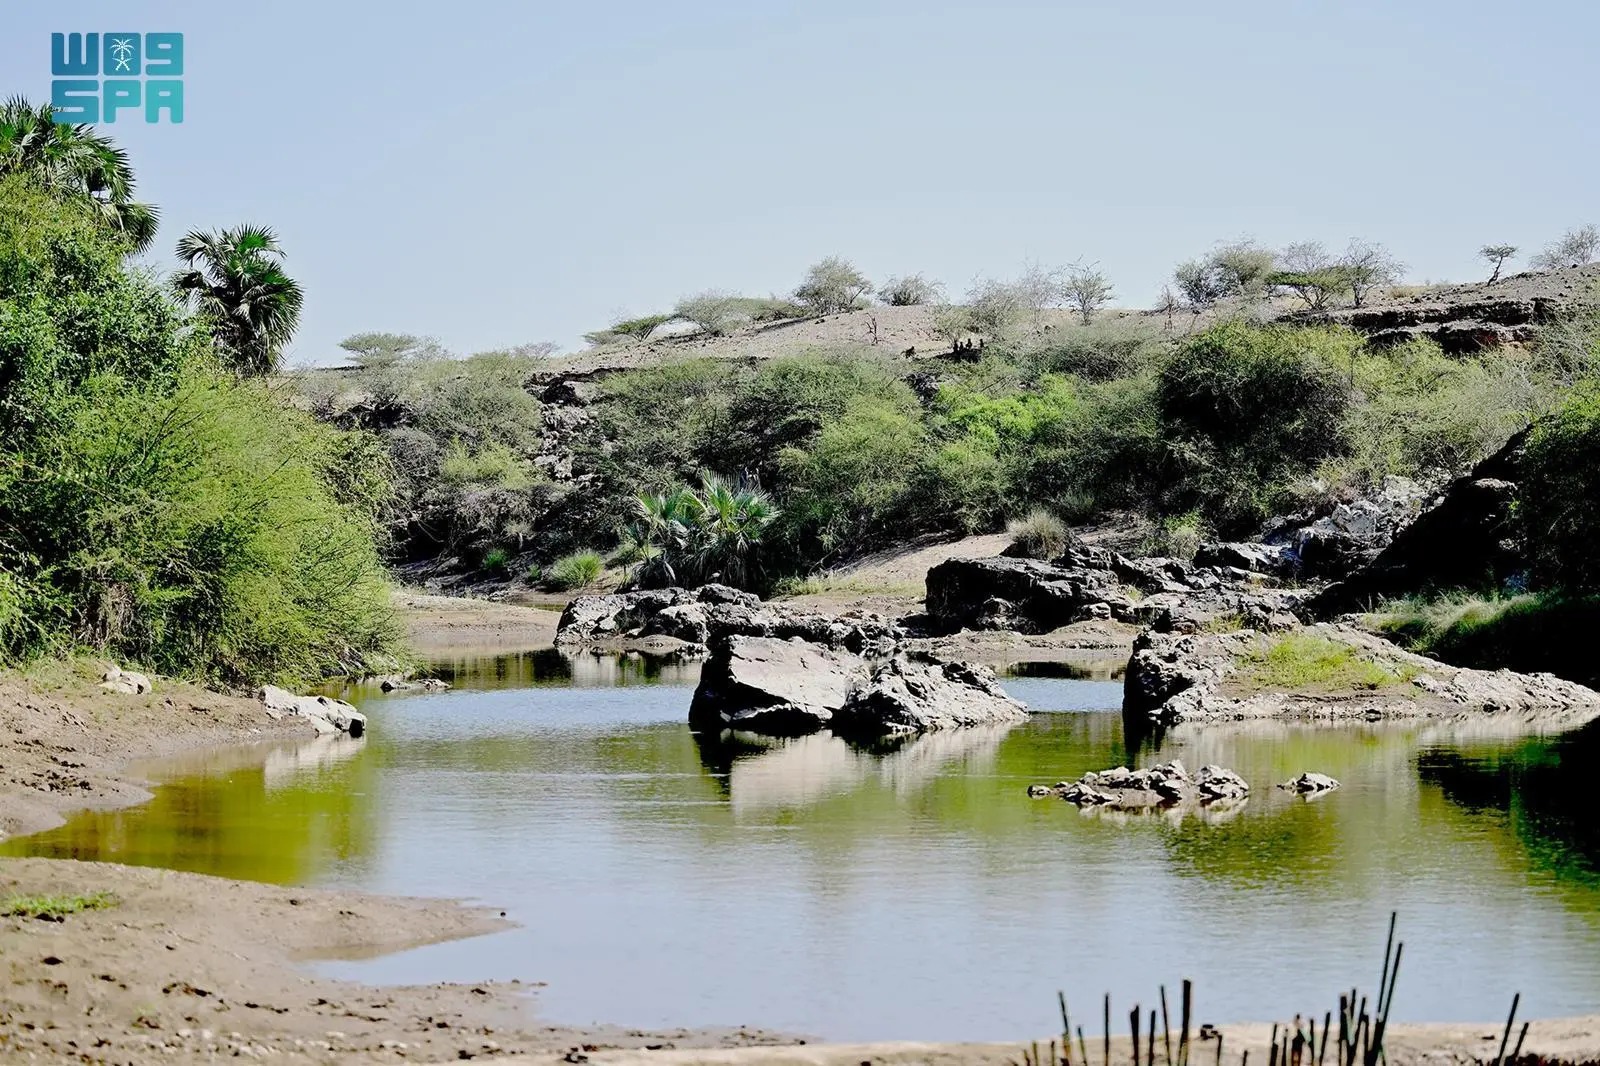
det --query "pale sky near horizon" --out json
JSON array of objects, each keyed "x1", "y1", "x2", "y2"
[{"x1": 5, "y1": 1, "x2": 1597, "y2": 365}]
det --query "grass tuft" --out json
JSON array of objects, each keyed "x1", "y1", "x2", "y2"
[
  {"x1": 1, "y1": 891, "x2": 117, "y2": 921},
  {"x1": 1241, "y1": 632, "x2": 1416, "y2": 691}
]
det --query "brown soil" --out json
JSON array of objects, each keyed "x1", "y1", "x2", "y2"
[
  {"x1": 0, "y1": 662, "x2": 317, "y2": 842},
  {"x1": 395, "y1": 591, "x2": 561, "y2": 657},
  {"x1": 0, "y1": 858, "x2": 791, "y2": 1064}
]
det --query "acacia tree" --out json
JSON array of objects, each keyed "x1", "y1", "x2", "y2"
[
  {"x1": 1061, "y1": 262, "x2": 1114, "y2": 324},
  {"x1": 1531, "y1": 226, "x2": 1600, "y2": 271},
  {"x1": 794, "y1": 256, "x2": 873, "y2": 314},
  {"x1": 1209, "y1": 240, "x2": 1277, "y2": 297},
  {"x1": 1338, "y1": 239, "x2": 1404, "y2": 308},
  {"x1": 0, "y1": 96, "x2": 159, "y2": 251},
  {"x1": 1173, "y1": 259, "x2": 1226, "y2": 311},
  {"x1": 672, "y1": 289, "x2": 741, "y2": 336},
  {"x1": 171, "y1": 225, "x2": 304, "y2": 376},
  {"x1": 879, "y1": 273, "x2": 943, "y2": 306},
  {"x1": 1479, "y1": 244, "x2": 1518, "y2": 284},
  {"x1": 1268, "y1": 241, "x2": 1349, "y2": 311}
]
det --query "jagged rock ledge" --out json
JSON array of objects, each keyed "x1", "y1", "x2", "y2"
[{"x1": 1028, "y1": 760, "x2": 1250, "y2": 811}]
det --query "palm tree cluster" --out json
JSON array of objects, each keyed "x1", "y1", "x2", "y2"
[
  {"x1": 619, "y1": 473, "x2": 780, "y2": 591},
  {"x1": 171, "y1": 225, "x2": 305, "y2": 376},
  {"x1": 0, "y1": 97, "x2": 159, "y2": 251}
]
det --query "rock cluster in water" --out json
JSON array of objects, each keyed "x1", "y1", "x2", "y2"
[
  {"x1": 1279, "y1": 771, "x2": 1341, "y2": 796},
  {"x1": 261, "y1": 685, "x2": 366, "y2": 738},
  {"x1": 1030, "y1": 760, "x2": 1250, "y2": 810}
]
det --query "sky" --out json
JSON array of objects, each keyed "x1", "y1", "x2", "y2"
[{"x1": 6, "y1": 1, "x2": 1599, "y2": 365}]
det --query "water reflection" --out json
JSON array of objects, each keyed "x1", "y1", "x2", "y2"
[{"x1": 5, "y1": 653, "x2": 1600, "y2": 1040}]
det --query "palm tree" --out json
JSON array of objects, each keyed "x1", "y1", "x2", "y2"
[
  {"x1": 688, "y1": 473, "x2": 779, "y2": 589},
  {"x1": 171, "y1": 226, "x2": 304, "y2": 376},
  {"x1": 0, "y1": 96, "x2": 159, "y2": 251}
]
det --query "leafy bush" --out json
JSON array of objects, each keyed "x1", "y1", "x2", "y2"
[
  {"x1": 619, "y1": 474, "x2": 779, "y2": 589},
  {"x1": 672, "y1": 290, "x2": 742, "y2": 336},
  {"x1": 546, "y1": 550, "x2": 603, "y2": 590},
  {"x1": 0, "y1": 176, "x2": 398, "y2": 682},
  {"x1": 1520, "y1": 381, "x2": 1600, "y2": 589},
  {"x1": 794, "y1": 257, "x2": 873, "y2": 314},
  {"x1": 879, "y1": 274, "x2": 942, "y2": 306},
  {"x1": 481, "y1": 547, "x2": 512, "y2": 572},
  {"x1": 1144, "y1": 511, "x2": 1207, "y2": 562},
  {"x1": 965, "y1": 278, "x2": 1026, "y2": 337},
  {"x1": 1006, "y1": 508, "x2": 1069, "y2": 559}
]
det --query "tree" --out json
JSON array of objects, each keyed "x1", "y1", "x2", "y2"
[
  {"x1": 1531, "y1": 226, "x2": 1600, "y2": 271},
  {"x1": 1013, "y1": 261, "x2": 1062, "y2": 315},
  {"x1": 0, "y1": 96, "x2": 159, "y2": 251},
  {"x1": 879, "y1": 273, "x2": 943, "y2": 306},
  {"x1": 965, "y1": 278, "x2": 1025, "y2": 337},
  {"x1": 1173, "y1": 259, "x2": 1226, "y2": 311},
  {"x1": 1209, "y1": 240, "x2": 1277, "y2": 297},
  {"x1": 1267, "y1": 241, "x2": 1349, "y2": 311},
  {"x1": 620, "y1": 474, "x2": 778, "y2": 590},
  {"x1": 171, "y1": 225, "x2": 304, "y2": 376},
  {"x1": 337, "y1": 332, "x2": 444, "y2": 370},
  {"x1": 1479, "y1": 244, "x2": 1518, "y2": 284},
  {"x1": 930, "y1": 304, "x2": 973, "y2": 348},
  {"x1": 1338, "y1": 239, "x2": 1404, "y2": 308},
  {"x1": 672, "y1": 289, "x2": 741, "y2": 336},
  {"x1": 1061, "y1": 262, "x2": 1114, "y2": 324},
  {"x1": 794, "y1": 256, "x2": 873, "y2": 314}
]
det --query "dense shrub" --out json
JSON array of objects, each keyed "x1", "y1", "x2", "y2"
[
  {"x1": 546, "y1": 550, "x2": 604, "y2": 590},
  {"x1": 1376, "y1": 592, "x2": 1600, "y2": 688},
  {"x1": 0, "y1": 178, "x2": 398, "y2": 682},
  {"x1": 1520, "y1": 382, "x2": 1600, "y2": 589},
  {"x1": 1006, "y1": 509, "x2": 1069, "y2": 559},
  {"x1": 879, "y1": 274, "x2": 942, "y2": 306}
]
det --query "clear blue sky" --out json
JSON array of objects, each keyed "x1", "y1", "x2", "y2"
[{"x1": 7, "y1": 1, "x2": 1597, "y2": 364}]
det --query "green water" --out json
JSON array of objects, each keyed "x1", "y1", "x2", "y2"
[{"x1": 6, "y1": 649, "x2": 1599, "y2": 1040}]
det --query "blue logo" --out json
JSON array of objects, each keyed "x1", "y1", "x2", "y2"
[{"x1": 51, "y1": 32, "x2": 184, "y2": 124}]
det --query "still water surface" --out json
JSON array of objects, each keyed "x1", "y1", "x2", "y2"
[{"x1": 7, "y1": 649, "x2": 1600, "y2": 1040}]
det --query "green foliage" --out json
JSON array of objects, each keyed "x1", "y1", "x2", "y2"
[
  {"x1": 0, "y1": 97, "x2": 158, "y2": 251},
  {"x1": 170, "y1": 225, "x2": 303, "y2": 376},
  {"x1": 546, "y1": 549, "x2": 604, "y2": 590},
  {"x1": 481, "y1": 547, "x2": 512, "y2": 572},
  {"x1": 0, "y1": 891, "x2": 116, "y2": 920},
  {"x1": 879, "y1": 274, "x2": 942, "y2": 306},
  {"x1": 793, "y1": 256, "x2": 873, "y2": 314},
  {"x1": 1375, "y1": 591, "x2": 1600, "y2": 687},
  {"x1": 1144, "y1": 511, "x2": 1207, "y2": 562},
  {"x1": 1521, "y1": 381, "x2": 1600, "y2": 589},
  {"x1": 620, "y1": 474, "x2": 780, "y2": 590},
  {"x1": 1241, "y1": 633, "x2": 1416, "y2": 692},
  {"x1": 1006, "y1": 508, "x2": 1069, "y2": 559},
  {"x1": 1154, "y1": 323, "x2": 1357, "y2": 531},
  {"x1": 673, "y1": 290, "x2": 741, "y2": 336},
  {"x1": 0, "y1": 176, "x2": 398, "y2": 683}
]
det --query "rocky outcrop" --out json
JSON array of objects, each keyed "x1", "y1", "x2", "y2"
[
  {"x1": 1033, "y1": 760, "x2": 1250, "y2": 810},
  {"x1": 556, "y1": 585, "x2": 902, "y2": 654},
  {"x1": 1311, "y1": 433, "x2": 1526, "y2": 616},
  {"x1": 377, "y1": 676, "x2": 451, "y2": 693},
  {"x1": 689, "y1": 638, "x2": 1025, "y2": 738},
  {"x1": 1122, "y1": 623, "x2": 1600, "y2": 728},
  {"x1": 832, "y1": 655, "x2": 1027, "y2": 736},
  {"x1": 688, "y1": 636, "x2": 857, "y2": 735},
  {"x1": 1279, "y1": 772, "x2": 1340, "y2": 796},
  {"x1": 261, "y1": 685, "x2": 368, "y2": 737}
]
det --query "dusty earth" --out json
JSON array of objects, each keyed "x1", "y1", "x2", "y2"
[
  {"x1": 0, "y1": 858, "x2": 792, "y2": 1065},
  {"x1": 395, "y1": 591, "x2": 563, "y2": 657}
]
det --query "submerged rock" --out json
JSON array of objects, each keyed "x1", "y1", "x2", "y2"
[
  {"x1": 1279, "y1": 772, "x2": 1341, "y2": 796},
  {"x1": 1037, "y1": 759, "x2": 1249, "y2": 811}
]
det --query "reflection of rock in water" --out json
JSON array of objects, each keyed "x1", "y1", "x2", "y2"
[
  {"x1": 561, "y1": 649, "x2": 702, "y2": 688},
  {"x1": 262, "y1": 735, "x2": 367, "y2": 789},
  {"x1": 1075, "y1": 796, "x2": 1248, "y2": 826},
  {"x1": 719, "y1": 722, "x2": 1019, "y2": 816}
]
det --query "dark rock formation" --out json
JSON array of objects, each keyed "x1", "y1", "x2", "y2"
[
  {"x1": 924, "y1": 553, "x2": 1135, "y2": 633},
  {"x1": 1310, "y1": 432, "x2": 1526, "y2": 615},
  {"x1": 688, "y1": 636, "x2": 857, "y2": 735},
  {"x1": 1033, "y1": 760, "x2": 1250, "y2": 810}
]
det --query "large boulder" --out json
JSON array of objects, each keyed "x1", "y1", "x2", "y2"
[
  {"x1": 832, "y1": 654, "x2": 1028, "y2": 736},
  {"x1": 688, "y1": 636, "x2": 857, "y2": 735},
  {"x1": 925, "y1": 555, "x2": 1133, "y2": 633}
]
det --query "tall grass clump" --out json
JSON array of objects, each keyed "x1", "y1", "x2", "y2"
[
  {"x1": 1375, "y1": 592, "x2": 1600, "y2": 688},
  {"x1": 1007, "y1": 508, "x2": 1070, "y2": 559},
  {"x1": 545, "y1": 550, "x2": 604, "y2": 590}
]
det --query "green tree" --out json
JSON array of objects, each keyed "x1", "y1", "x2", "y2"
[
  {"x1": 0, "y1": 97, "x2": 159, "y2": 251},
  {"x1": 171, "y1": 226, "x2": 304, "y2": 376},
  {"x1": 794, "y1": 256, "x2": 874, "y2": 314}
]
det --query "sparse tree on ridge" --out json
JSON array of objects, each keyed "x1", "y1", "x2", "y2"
[
  {"x1": 672, "y1": 290, "x2": 741, "y2": 336},
  {"x1": 1268, "y1": 241, "x2": 1348, "y2": 311},
  {"x1": 1061, "y1": 262, "x2": 1114, "y2": 324},
  {"x1": 1479, "y1": 244, "x2": 1518, "y2": 284},
  {"x1": 1338, "y1": 239, "x2": 1404, "y2": 308},
  {"x1": 1173, "y1": 259, "x2": 1226, "y2": 311},
  {"x1": 1209, "y1": 239, "x2": 1278, "y2": 298},
  {"x1": 794, "y1": 256, "x2": 873, "y2": 314},
  {"x1": 879, "y1": 273, "x2": 943, "y2": 306},
  {"x1": 1531, "y1": 226, "x2": 1600, "y2": 271}
]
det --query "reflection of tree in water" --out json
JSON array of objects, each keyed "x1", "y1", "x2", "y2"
[{"x1": 1417, "y1": 719, "x2": 1600, "y2": 887}]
